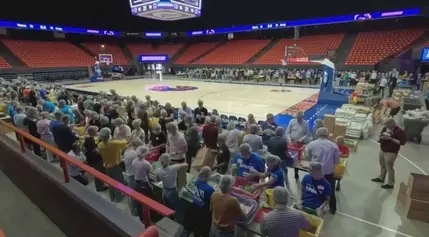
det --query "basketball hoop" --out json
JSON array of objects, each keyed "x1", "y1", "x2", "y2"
[{"x1": 282, "y1": 46, "x2": 309, "y2": 65}]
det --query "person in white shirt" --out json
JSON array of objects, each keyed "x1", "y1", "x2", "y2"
[
  {"x1": 67, "y1": 144, "x2": 88, "y2": 186},
  {"x1": 370, "y1": 70, "x2": 377, "y2": 82},
  {"x1": 379, "y1": 74, "x2": 388, "y2": 97},
  {"x1": 132, "y1": 145, "x2": 153, "y2": 222},
  {"x1": 129, "y1": 119, "x2": 145, "y2": 145},
  {"x1": 123, "y1": 137, "x2": 143, "y2": 216},
  {"x1": 113, "y1": 118, "x2": 132, "y2": 141}
]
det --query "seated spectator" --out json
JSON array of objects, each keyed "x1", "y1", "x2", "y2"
[
  {"x1": 211, "y1": 175, "x2": 245, "y2": 237},
  {"x1": 298, "y1": 162, "x2": 331, "y2": 216},
  {"x1": 202, "y1": 116, "x2": 218, "y2": 150},
  {"x1": 260, "y1": 186, "x2": 313, "y2": 237},
  {"x1": 251, "y1": 155, "x2": 285, "y2": 190},
  {"x1": 242, "y1": 124, "x2": 263, "y2": 154},
  {"x1": 190, "y1": 167, "x2": 215, "y2": 237},
  {"x1": 232, "y1": 143, "x2": 265, "y2": 182},
  {"x1": 98, "y1": 127, "x2": 127, "y2": 202},
  {"x1": 155, "y1": 153, "x2": 188, "y2": 210},
  {"x1": 67, "y1": 144, "x2": 88, "y2": 186},
  {"x1": 213, "y1": 134, "x2": 230, "y2": 175}
]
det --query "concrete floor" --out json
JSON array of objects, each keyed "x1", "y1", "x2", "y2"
[{"x1": 0, "y1": 170, "x2": 67, "y2": 237}]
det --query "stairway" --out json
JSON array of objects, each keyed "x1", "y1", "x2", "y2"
[
  {"x1": 189, "y1": 41, "x2": 226, "y2": 64},
  {"x1": 332, "y1": 33, "x2": 357, "y2": 68},
  {"x1": 170, "y1": 43, "x2": 191, "y2": 63},
  {"x1": 119, "y1": 43, "x2": 141, "y2": 74},
  {"x1": 0, "y1": 41, "x2": 26, "y2": 67},
  {"x1": 70, "y1": 41, "x2": 97, "y2": 58},
  {"x1": 246, "y1": 39, "x2": 279, "y2": 64}
]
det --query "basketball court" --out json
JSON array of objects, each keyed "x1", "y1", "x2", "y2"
[{"x1": 67, "y1": 78, "x2": 319, "y2": 120}]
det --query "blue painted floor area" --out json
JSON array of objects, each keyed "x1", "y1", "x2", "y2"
[{"x1": 274, "y1": 103, "x2": 341, "y2": 129}]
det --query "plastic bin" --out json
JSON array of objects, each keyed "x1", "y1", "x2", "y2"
[
  {"x1": 231, "y1": 176, "x2": 262, "y2": 200},
  {"x1": 231, "y1": 192, "x2": 259, "y2": 225},
  {"x1": 334, "y1": 158, "x2": 347, "y2": 178},
  {"x1": 299, "y1": 211, "x2": 324, "y2": 237},
  {"x1": 288, "y1": 143, "x2": 305, "y2": 160},
  {"x1": 404, "y1": 118, "x2": 429, "y2": 144}
]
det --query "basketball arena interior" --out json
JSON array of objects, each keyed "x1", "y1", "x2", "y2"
[{"x1": 1, "y1": 1, "x2": 429, "y2": 237}]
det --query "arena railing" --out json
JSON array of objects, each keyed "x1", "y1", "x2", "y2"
[{"x1": 0, "y1": 119, "x2": 174, "y2": 231}]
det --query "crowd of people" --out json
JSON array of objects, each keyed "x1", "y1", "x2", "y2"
[{"x1": 0, "y1": 78, "x2": 368, "y2": 237}]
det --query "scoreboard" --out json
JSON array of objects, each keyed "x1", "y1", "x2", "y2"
[{"x1": 130, "y1": 0, "x2": 202, "y2": 21}]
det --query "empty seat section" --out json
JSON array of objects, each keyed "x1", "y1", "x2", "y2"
[
  {"x1": 346, "y1": 29, "x2": 425, "y2": 65},
  {"x1": 82, "y1": 43, "x2": 129, "y2": 65},
  {"x1": 174, "y1": 43, "x2": 218, "y2": 64},
  {"x1": 194, "y1": 40, "x2": 270, "y2": 65},
  {"x1": 254, "y1": 34, "x2": 344, "y2": 65},
  {"x1": 127, "y1": 44, "x2": 183, "y2": 58},
  {"x1": 0, "y1": 57, "x2": 11, "y2": 69},
  {"x1": 421, "y1": 41, "x2": 429, "y2": 48},
  {"x1": 2, "y1": 40, "x2": 94, "y2": 68}
]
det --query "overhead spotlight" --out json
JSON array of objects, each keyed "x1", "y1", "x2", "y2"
[{"x1": 101, "y1": 44, "x2": 105, "y2": 48}]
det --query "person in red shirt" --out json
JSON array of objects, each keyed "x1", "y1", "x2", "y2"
[
  {"x1": 202, "y1": 115, "x2": 219, "y2": 149},
  {"x1": 335, "y1": 136, "x2": 349, "y2": 191}
]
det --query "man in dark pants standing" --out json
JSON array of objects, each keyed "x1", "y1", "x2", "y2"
[{"x1": 305, "y1": 127, "x2": 340, "y2": 214}]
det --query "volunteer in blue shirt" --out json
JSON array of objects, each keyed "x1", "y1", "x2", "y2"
[
  {"x1": 298, "y1": 161, "x2": 331, "y2": 216},
  {"x1": 38, "y1": 99, "x2": 55, "y2": 113},
  {"x1": 58, "y1": 99, "x2": 75, "y2": 124},
  {"x1": 190, "y1": 166, "x2": 215, "y2": 237},
  {"x1": 261, "y1": 113, "x2": 278, "y2": 145},
  {"x1": 251, "y1": 155, "x2": 285, "y2": 190},
  {"x1": 7, "y1": 101, "x2": 18, "y2": 121},
  {"x1": 39, "y1": 87, "x2": 48, "y2": 100},
  {"x1": 232, "y1": 143, "x2": 266, "y2": 182}
]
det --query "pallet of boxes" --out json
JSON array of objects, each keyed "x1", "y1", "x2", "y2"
[{"x1": 397, "y1": 173, "x2": 429, "y2": 223}]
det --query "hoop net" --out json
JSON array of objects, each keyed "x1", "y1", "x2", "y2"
[
  {"x1": 99, "y1": 54, "x2": 113, "y2": 66},
  {"x1": 281, "y1": 45, "x2": 309, "y2": 65}
]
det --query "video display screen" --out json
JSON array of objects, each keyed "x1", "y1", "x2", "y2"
[
  {"x1": 171, "y1": 0, "x2": 201, "y2": 9},
  {"x1": 422, "y1": 48, "x2": 429, "y2": 61},
  {"x1": 130, "y1": 0, "x2": 158, "y2": 7}
]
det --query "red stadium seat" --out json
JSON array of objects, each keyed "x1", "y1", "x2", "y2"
[
  {"x1": 127, "y1": 43, "x2": 183, "y2": 58},
  {"x1": 0, "y1": 57, "x2": 11, "y2": 69},
  {"x1": 421, "y1": 40, "x2": 429, "y2": 48},
  {"x1": 174, "y1": 42, "x2": 218, "y2": 64},
  {"x1": 193, "y1": 40, "x2": 270, "y2": 65},
  {"x1": 1, "y1": 39, "x2": 94, "y2": 68},
  {"x1": 82, "y1": 43, "x2": 130, "y2": 65},
  {"x1": 345, "y1": 29, "x2": 426, "y2": 65},
  {"x1": 254, "y1": 34, "x2": 344, "y2": 65}
]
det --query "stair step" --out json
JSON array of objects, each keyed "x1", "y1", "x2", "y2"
[
  {"x1": 333, "y1": 33, "x2": 357, "y2": 68},
  {"x1": 189, "y1": 42, "x2": 226, "y2": 64},
  {"x1": 247, "y1": 39, "x2": 279, "y2": 64}
]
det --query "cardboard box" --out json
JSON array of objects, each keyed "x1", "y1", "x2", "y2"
[
  {"x1": 408, "y1": 173, "x2": 429, "y2": 200},
  {"x1": 397, "y1": 182, "x2": 429, "y2": 223},
  {"x1": 323, "y1": 114, "x2": 336, "y2": 133},
  {"x1": 333, "y1": 124, "x2": 347, "y2": 139}
]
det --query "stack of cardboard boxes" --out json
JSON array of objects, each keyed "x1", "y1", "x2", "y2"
[
  {"x1": 323, "y1": 114, "x2": 347, "y2": 140},
  {"x1": 397, "y1": 173, "x2": 429, "y2": 223}
]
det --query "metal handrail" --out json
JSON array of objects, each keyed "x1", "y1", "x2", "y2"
[{"x1": 0, "y1": 119, "x2": 174, "y2": 228}]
